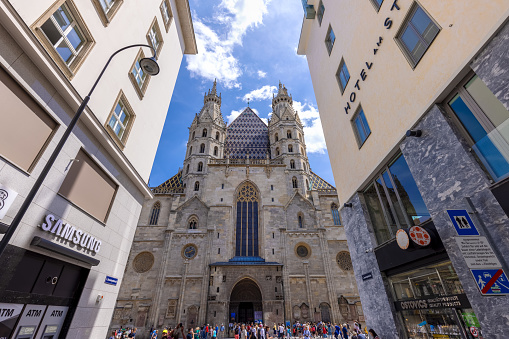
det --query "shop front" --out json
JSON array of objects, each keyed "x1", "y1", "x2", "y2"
[{"x1": 389, "y1": 261, "x2": 482, "y2": 339}]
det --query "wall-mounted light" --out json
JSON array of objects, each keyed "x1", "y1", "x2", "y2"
[
  {"x1": 344, "y1": 203, "x2": 352, "y2": 208},
  {"x1": 406, "y1": 130, "x2": 422, "y2": 137}
]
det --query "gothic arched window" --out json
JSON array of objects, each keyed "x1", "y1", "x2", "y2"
[
  {"x1": 275, "y1": 133, "x2": 279, "y2": 142},
  {"x1": 288, "y1": 145, "x2": 293, "y2": 153},
  {"x1": 287, "y1": 130, "x2": 292, "y2": 139},
  {"x1": 276, "y1": 148, "x2": 280, "y2": 156},
  {"x1": 149, "y1": 202, "x2": 161, "y2": 225},
  {"x1": 215, "y1": 131, "x2": 220, "y2": 140},
  {"x1": 194, "y1": 181, "x2": 200, "y2": 191},
  {"x1": 192, "y1": 131, "x2": 195, "y2": 139},
  {"x1": 298, "y1": 214, "x2": 303, "y2": 228},
  {"x1": 299, "y1": 133, "x2": 302, "y2": 142},
  {"x1": 186, "y1": 164, "x2": 189, "y2": 174},
  {"x1": 197, "y1": 162, "x2": 203, "y2": 172},
  {"x1": 331, "y1": 203, "x2": 341, "y2": 225},
  {"x1": 235, "y1": 182, "x2": 260, "y2": 257},
  {"x1": 189, "y1": 146, "x2": 192, "y2": 155},
  {"x1": 214, "y1": 147, "x2": 218, "y2": 156},
  {"x1": 301, "y1": 147, "x2": 304, "y2": 155},
  {"x1": 290, "y1": 159, "x2": 295, "y2": 169},
  {"x1": 202, "y1": 128, "x2": 207, "y2": 137},
  {"x1": 188, "y1": 216, "x2": 198, "y2": 229},
  {"x1": 306, "y1": 179, "x2": 310, "y2": 190},
  {"x1": 292, "y1": 177, "x2": 298, "y2": 188},
  {"x1": 200, "y1": 143, "x2": 205, "y2": 153}
]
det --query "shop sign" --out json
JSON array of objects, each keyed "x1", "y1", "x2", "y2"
[
  {"x1": 394, "y1": 294, "x2": 470, "y2": 311},
  {"x1": 105, "y1": 276, "x2": 118, "y2": 286},
  {"x1": 455, "y1": 237, "x2": 501, "y2": 269},
  {"x1": 396, "y1": 229, "x2": 409, "y2": 249},
  {"x1": 447, "y1": 210, "x2": 479, "y2": 236},
  {"x1": 0, "y1": 183, "x2": 18, "y2": 219},
  {"x1": 461, "y1": 312, "x2": 480, "y2": 328},
  {"x1": 471, "y1": 269, "x2": 509, "y2": 295},
  {"x1": 40, "y1": 214, "x2": 101, "y2": 253},
  {"x1": 0, "y1": 303, "x2": 23, "y2": 339}
]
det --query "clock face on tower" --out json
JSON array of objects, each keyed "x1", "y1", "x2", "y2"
[{"x1": 183, "y1": 244, "x2": 197, "y2": 259}]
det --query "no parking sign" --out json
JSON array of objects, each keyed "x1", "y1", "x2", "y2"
[{"x1": 470, "y1": 326, "x2": 479, "y2": 337}]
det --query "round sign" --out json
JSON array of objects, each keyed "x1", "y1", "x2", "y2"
[
  {"x1": 409, "y1": 226, "x2": 431, "y2": 246},
  {"x1": 396, "y1": 229, "x2": 410, "y2": 250},
  {"x1": 470, "y1": 326, "x2": 478, "y2": 337}
]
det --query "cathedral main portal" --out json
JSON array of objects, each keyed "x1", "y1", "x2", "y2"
[{"x1": 229, "y1": 279, "x2": 263, "y2": 323}]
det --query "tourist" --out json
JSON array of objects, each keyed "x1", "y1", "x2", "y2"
[
  {"x1": 367, "y1": 329, "x2": 379, "y2": 339},
  {"x1": 342, "y1": 324, "x2": 348, "y2": 339},
  {"x1": 151, "y1": 329, "x2": 158, "y2": 339},
  {"x1": 241, "y1": 324, "x2": 248, "y2": 339},
  {"x1": 195, "y1": 327, "x2": 201, "y2": 339},
  {"x1": 221, "y1": 324, "x2": 225, "y2": 339},
  {"x1": 303, "y1": 326, "x2": 311, "y2": 339}
]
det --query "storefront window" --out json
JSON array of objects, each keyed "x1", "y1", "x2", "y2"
[{"x1": 363, "y1": 154, "x2": 431, "y2": 244}]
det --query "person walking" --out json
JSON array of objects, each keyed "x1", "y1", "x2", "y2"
[
  {"x1": 151, "y1": 329, "x2": 158, "y2": 339},
  {"x1": 341, "y1": 324, "x2": 348, "y2": 339},
  {"x1": 241, "y1": 325, "x2": 248, "y2": 339},
  {"x1": 367, "y1": 329, "x2": 379, "y2": 339}
]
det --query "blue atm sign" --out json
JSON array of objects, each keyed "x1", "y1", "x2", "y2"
[
  {"x1": 105, "y1": 276, "x2": 118, "y2": 286},
  {"x1": 447, "y1": 210, "x2": 479, "y2": 236}
]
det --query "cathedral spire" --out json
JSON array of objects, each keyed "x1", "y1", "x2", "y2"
[
  {"x1": 203, "y1": 79, "x2": 221, "y2": 107},
  {"x1": 272, "y1": 81, "x2": 293, "y2": 114}
]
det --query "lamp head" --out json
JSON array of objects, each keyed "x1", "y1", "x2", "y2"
[{"x1": 140, "y1": 56, "x2": 160, "y2": 76}]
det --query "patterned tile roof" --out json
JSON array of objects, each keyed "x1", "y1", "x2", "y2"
[
  {"x1": 156, "y1": 170, "x2": 183, "y2": 189},
  {"x1": 310, "y1": 171, "x2": 336, "y2": 190},
  {"x1": 225, "y1": 107, "x2": 270, "y2": 159}
]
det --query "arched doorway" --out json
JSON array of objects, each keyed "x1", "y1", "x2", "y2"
[{"x1": 229, "y1": 279, "x2": 263, "y2": 323}]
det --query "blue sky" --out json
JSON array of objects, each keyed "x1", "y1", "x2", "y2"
[{"x1": 148, "y1": 0, "x2": 336, "y2": 187}]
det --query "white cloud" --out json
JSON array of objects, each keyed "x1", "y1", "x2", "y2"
[
  {"x1": 257, "y1": 70, "x2": 267, "y2": 78},
  {"x1": 186, "y1": 0, "x2": 272, "y2": 88},
  {"x1": 241, "y1": 85, "x2": 277, "y2": 102},
  {"x1": 293, "y1": 101, "x2": 326, "y2": 154}
]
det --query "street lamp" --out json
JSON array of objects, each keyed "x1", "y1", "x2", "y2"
[{"x1": 0, "y1": 44, "x2": 160, "y2": 257}]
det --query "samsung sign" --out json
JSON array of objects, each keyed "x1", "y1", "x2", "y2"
[{"x1": 41, "y1": 214, "x2": 101, "y2": 253}]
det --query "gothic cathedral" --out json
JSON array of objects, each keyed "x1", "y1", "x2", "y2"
[{"x1": 110, "y1": 82, "x2": 362, "y2": 336}]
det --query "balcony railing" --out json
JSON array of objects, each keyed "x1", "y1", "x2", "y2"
[
  {"x1": 208, "y1": 158, "x2": 284, "y2": 166},
  {"x1": 151, "y1": 187, "x2": 185, "y2": 194}
]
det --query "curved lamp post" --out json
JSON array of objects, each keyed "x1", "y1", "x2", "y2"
[{"x1": 0, "y1": 44, "x2": 160, "y2": 257}]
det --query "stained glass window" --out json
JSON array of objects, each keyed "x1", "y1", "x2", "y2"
[{"x1": 235, "y1": 182, "x2": 259, "y2": 257}]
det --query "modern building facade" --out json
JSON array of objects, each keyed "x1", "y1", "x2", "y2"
[
  {"x1": 0, "y1": 0, "x2": 196, "y2": 337},
  {"x1": 298, "y1": 0, "x2": 509, "y2": 338},
  {"x1": 109, "y1": 82, "x2": 362, "y2": 338}
]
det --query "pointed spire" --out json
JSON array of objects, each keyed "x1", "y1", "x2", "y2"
[{"x1": 211, "y1": 78, "x2": 217, "y2": 95}]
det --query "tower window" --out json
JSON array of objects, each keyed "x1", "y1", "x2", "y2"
[
  {"x1": 331, "y1": 203, "x2": 341, "y2": 225},
  {"x1": 301, "y1": 147, "x2": 304, "y2": 155},
  {"x1": 292, "y1": 177, "x2": 298, "y2": 188},
  {"x1": 202, "y1": 128, "x2": 208, "y2": 137},
  {"x1": 216, "y1": 131, "x2": 220, "y2": 140},
  {"x1": 287, "y1": 130, "x2": 292, "y2": 139},
  {"x1": 194, "y1": 181, "x2": 200, "y2": 191},
  {"x1": 149, "y1": 201, "x2": 161, "y2": 225},
  {"x1": 200, "y1": 143, "x2": 205, "y2": 153},
  {"x1": 218, "y1": 248, "x2": 220, "y2": 254},
  {"x1": 298, "y1": 214, "x2": 303, "y2": 228},
  {"x1": 271, "y1": 185, "x2": 274, "y2": 190},
  {"x1": 186, "y1": 164, "x2": 189, "y2": 174},
  {"x1": 275, "y1": 133, "x2": 279, "y2": 142},
  {"x1": 189, "y1": 146, "x2": 192, "y2": 155},
  {"x1": 214, "y1": 146, "x2": 218, "y2": 156},
  {"x1": 276, "y1": 148, "x2": 280, "y2": 156},
  {"x1": 288, "y1": 145, "x2": 293, "y2": 153},
  {"x1": 222, "y1": 184, "x2": 224, "y2": 189},
  {"x1": 197, "y1": 162, "x2": 203, "y2": 172},
  {"x1": 290, "y1": 159, "x2": 295, "y2": 169},
  {"x1": 192, "y1": 131, "x2": 195, "y2": 139},
  {"x1": 189, "y1": 217, "x2": 198, "y2": 229},
  {"x1": 235, "y1": 182, "x2": 260, "y2": 257}
]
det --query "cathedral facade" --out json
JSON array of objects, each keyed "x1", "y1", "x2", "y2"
[{"x1": 109, "y1": 82, "x2": 362, "y2": 336}]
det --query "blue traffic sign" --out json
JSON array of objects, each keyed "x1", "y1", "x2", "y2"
[
  {"x1": 105, "y1": 276, "x2": 118, "y2": 286},
  {"x1": 471, "y1": 269, "x2": 509, "y2": 295},
  {"x1": 447, "y1": 210, "x2": 479, "y2": 236}
]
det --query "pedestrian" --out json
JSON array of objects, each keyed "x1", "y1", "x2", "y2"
[
  {"x1": 342, "y1": 324, "x2": 348, "y2": 339},
  {"x1": 187, "y1": 328, "x2": 194, "y2": 339},
  {"x1": 235, "y1": 325, "x2": 240, "y2": 339},
  {"x1": 213, "y1": 327, "x2": 217, "y2": 339},
  {"x1": 221, "y1": 324, "x2": 225, "y2": 339},
  {"x1": 356, "y1": 330, "x2": 366, "y2": 339},
  {"x1": 367, "y1": 329, "x2": 379, "y2": 339},
  {"x1": 303, "y1": 326, "x2": 310, "y2": 339},
  {"x1": 151, "y1": 329, "x2": 158, "y2": 339},
  {"x1": 241, "y1": 324, "x2": 248, "y2": 339}
]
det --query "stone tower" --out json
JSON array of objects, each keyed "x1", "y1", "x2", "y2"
[
  {"x1": 269, "y1": 82, "x2": 311, "y2": 195},
  {"x1": 183, "y1": 80, "x2": 226, "y2": 196}
]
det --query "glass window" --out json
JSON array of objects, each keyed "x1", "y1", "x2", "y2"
[
  {"x1": 336, "y1": 58, "x2": 350, "y2": 94},
  {"x1": 397, "y1": 4, "x2": 440, "y2": 67},
  {"x1": 331, "y1": 203, "x2": 341, "y2": 225},
  {"x1": 317, "y1": 1, "x2": 325, "y2": 25},
  {"x1": 149, "y1": 202, "x2": 160, "y2": 225},
  {"x1": 363, "y1": 154, "x2": 430, "y2": 244},
  {"x1": 352, "y1": 108, "x2": 371, "y2": 146},
  {"x1": 99, "y1": 0, "x2": 114, "y2": 13},
  {"x1": 160, "y1": 0, "x2": 173, "y2": 31},
  {"x1": 370, "y1": 0, "x2": 384, "y2": 11},
  {"x1": 325, "y1": 25, "x2": 335, "y2": 56},
  {"x1": 109, "y1": 101, "x2": 129, "y2": 139},
  {"x1": 447, "y1": 74, "x2": 509, "y2": 181},
  {"x1": 147, "y1": 18, "x2": 164, "y2": 57}
]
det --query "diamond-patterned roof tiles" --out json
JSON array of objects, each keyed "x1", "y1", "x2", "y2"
[
  {"x1": 310, "y1": 171, "x2": 336, "y2": 190},
  {"x1": 156, "y1": 170, "x2": 183, "y2": 189},
  {"x1": 225, "y1": 107, "x2": 269, "y2": 159}
]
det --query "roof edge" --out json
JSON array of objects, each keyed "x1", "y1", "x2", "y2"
[{"x1": 176, "y1": 0, "x2": 198, "y2": 55}]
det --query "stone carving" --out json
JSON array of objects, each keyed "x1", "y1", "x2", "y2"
[
  {"x1": 276, "y1": 276, "x2": 282, "y2": 283},
  {"x1": 266, "y1": 275, "x2": 272, "y2": 281},
  {"x1": 133, "y1": 252, "x2": 155, "y2": 273},
  {"x1": 336, "y1": 251, "x2": 353, "y2": 271},
  {"x1": 301, "y1": 303, "x2": 309, "y2": 319},
  {"x1": 293, "y1": 305, "x2": 301, "y2": 320},
  {"x1": 166, "y1": 299, "x2": 178, "y2": 318}
]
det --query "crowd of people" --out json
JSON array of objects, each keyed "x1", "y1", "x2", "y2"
[{"x1": 109, "y1": 321, "x2": 381, "y2": 339}]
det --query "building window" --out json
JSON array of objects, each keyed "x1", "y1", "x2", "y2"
[
  {"x1": 331, "y1": 203, "x2": 341, "y2": 225},
  {"x1": 189, "y1": 216, "x2": 198, "y2": 229},
  {"x1": 106, "y1": 91, "x2": 135, "y2": 149},
  {"x1": 306, "y1": 179, "x2": 310, "y2": 190},
  {"x1": 215, "y1": 131, "x2": 220, "y2": 140},
  {"x1": 288, "y1": 145, "x2": 293, "y2": 153},
  {"x1": 58, "y1": 149, "x2": 117, "y2": 222},
  {"x1": 276, "y1": 147, "x2": 280, "y2": 156},
  {"x1": 299, "y1": 133, "x2": 302, "y2": 142},
  {"x1": 200, "y1": 143, "x2": 205, "y2": 153},
  {"x1": 129, "y1": 49, "x2": 151, "y2": 99},
  {"x1": 33, "y1": 1, "x2": 95, "y2": 78},
  {"x1": 336, "y1": 58, "x2": 350, "y2": 94},
  {"x1": 396, "y1": 3, "x2": 440, "y2": 68},
  {"x1": 189, "y1": 146, "x2": 193, "y2": 156},
  {"x1": 275, "y1": 133, "x2": 279, "y2": 142},
  {"x1": 192, "y1": 131, "x2": 195, "y2": 139},
  {"x1": 186, "y1": 164, "x2": 189, "y2": 174},
  {"x1": 160, "y1": 0, "x2": 173, "y2": 32},
  {"x1": 197, "y1": 162, "x2": 203, "y2": 172},
  {"x1": 363, "y1": 153, "x2": 430, "y2": 244},
  {"x1": 325, "y1": 25, "x2": 336, "y2": 56},
  {"x1": 214, "y1": 146, "x2": 218, "y2": 156},
  {"x1": 292, "y1": 177, "x2": 298, "y2": 188},
  {"x1": 290, "y1": 159, "x2": 295, "y2": 169},
  {"x1": 149, "y1": 201, "x2": 161, "y2": 225},
  {"x1": 317, "y1": 0, "x2": 325, "y2": 26},
  {"x1": 235, "y1": 182, "x2": 260, "y2": 257},
  {"x1": 146, "y1": 17, "x2": 164, "y2": 57},
  {"x1": 301, "y1": 147, "x2": 304, "y2": 155},
  {"x1": 92, "y1": 0, "x2": 123, "y2": 26},
  {"x1": 446, "y1": 73, "x2": 509, "y2": 181},
  {"x1": 194, "y1": 181, "x2": 200, "y2": 191},
  {"x1": 271, "y1": 185, "x2": 274, "y2": 191},
  {"x1": 352, "y1": 107, "x2": 371, "y2": 147},
  {"x1": 0, "y1": 67, "x2": 58, "y2": 172},
  {"x1": 202, "y1": 128, "x2": 208, "y2": 137},
  {"x1": 369, "y1": 0, "x2": 384, "y2": 11},
  {"x1": 287, "y1": 130, "x2": 292, "y2": 139},
  {"x1": 298, "y1": 214, "x2": 303, "y2": 228}
]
